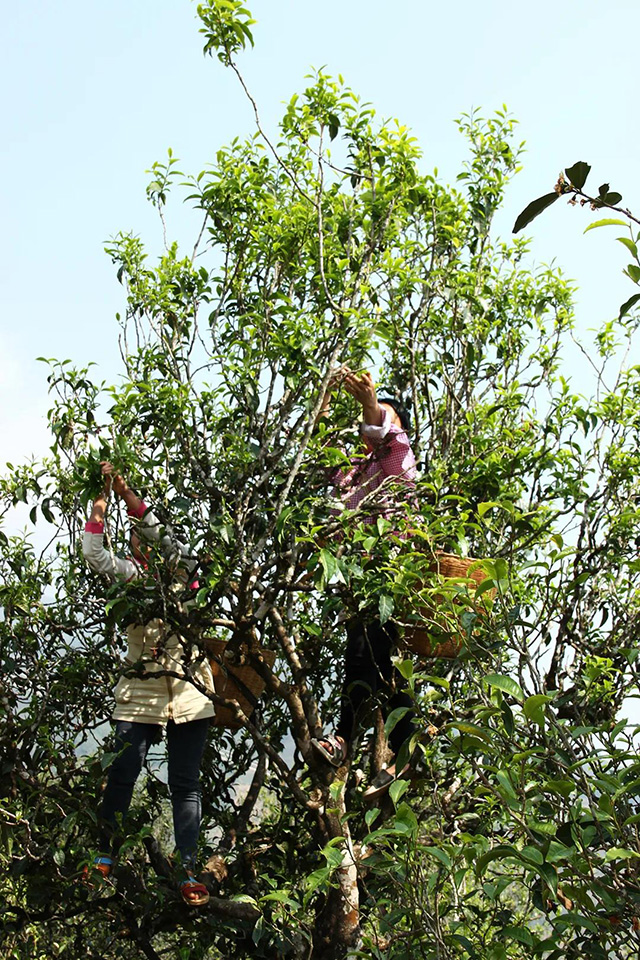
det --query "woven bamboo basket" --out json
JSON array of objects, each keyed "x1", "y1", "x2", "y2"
[
  {"x1": 400, "y1": 552, "x2": 493, "y2": 658},
  {"x1": 207, "y1": 638, "x2": 276, "y2": 728}
]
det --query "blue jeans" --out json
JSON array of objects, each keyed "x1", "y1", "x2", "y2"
[{"x1": 99, "y1": 718, "x2": 209, "y2": 868}]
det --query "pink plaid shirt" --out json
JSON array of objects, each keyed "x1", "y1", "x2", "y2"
[{"x1": 333, "y1": 406, "x2": 416, "y2": 517}]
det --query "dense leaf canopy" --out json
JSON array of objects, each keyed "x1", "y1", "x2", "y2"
[{"x1": 3, "y1": 3, "x2": 640, "y2": 958}]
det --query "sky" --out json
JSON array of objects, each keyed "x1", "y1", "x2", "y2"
[{"x1": 2, "y1": 0, "x2": 639, "y2": 477}]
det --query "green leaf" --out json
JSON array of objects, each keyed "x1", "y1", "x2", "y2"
[
  {"x1": 424, "y1": 676, "x2": 450, "y2": 691},
  {"x1": 384, "y1": 706, "x2": 411, "y2": 738},
  {"x1": 394, "y1": 802, "x2": 419, "y2": 836},
  {"x1": 523, "y1": 694, "x2": 552, "y2": 727},
  {"x1": 389, "y1": 779, "x2": 410, "y2": 805},
  {"x1": 626, "y1": 264, "x2": 640, "y2": 283},
  {"x1": 252, "y1": 915, "x2": 264, "y2": 946},
  {"x1": 538, "y1": 862, "x2": 558, "y2": 895},
  {"x1": 378, "y1": 593, "x2": 394, "y2": 624},
  {"x1": 528, "y1": 820, "x2": 557, "y2": 837},
  {"x1": 304, "y1": 867, "x2": 331, "y2": 896},
  {"x1": 496, "y1": 770, "x2": 517, "y2": 800},
  {"x1": 41, "y1": 498, "x2": 55, "y2": 524},
  {"x1": 396, "y1": 658, "x2": 413, "y2": 681},
  {"x1": 376, "y1": 516, "x2": 392, "y2": 536},
  {"x1": 475, "y1": 844, "x2": 520, "y2": 875},
  {"x1": 476, "y1": 577, "x2": 497, "y2": 599},
  {"x1": 492, "y1": 557, "x2": 508, "y2": 581},
  {"x1": 619, "y1": 291, "x2": 640, "y2": 317},
  {"x1": 424, "y1": 845, "x2": 452, "y2": 869},
  {"x1": 503, "y1": 926, "x2": 534, "y2": 948},
  {"x1": 604, "y1": 191, "x2": 622, "y2": 205},
  {"x1": 483, "y1": 674, "x2": 524, "y2": 703},
  {"x1": 506, "y1": 603, "x2": 521, "y2": 624},
  {"x1": 565, "y1": 161, "x2": 591, "y2": 189},
  {"x1": 261, "y1": 891, "x2": 301, "y2": 908},
  {"x1": 460, "y1": 610, "x2": 477, "y2": 633},
  {"x1": 512, "y1": 193, "x2": 558, "y2": 234},
  {"x1": 328, "y1": 780, "x2": 344, "y2": 803},
  {"x1": 448, "y1": 934, "x2": 477, "y2": 953},
  {"x1": 584, "y1": 217, "x2": 628, "y2": 233},
  {"x1": 604, "y1": 847, "x2": 640, "y2": 861},
  {"x1": 319, "y1": 549, "x2": 337, "y2": 582},
  {"x1": 545, "y1": 840, "x2": 572, "y2": 863},
  {"x1": 100, "y1": 751, "x2": 117, "y2": 771},
  {"x1": 446, "y1": 721, "x2": 493, "y2": 744},
  {"x1": 616, "y1": 236, "x2": 638, "y2": 258},
  {"x1": 521, "y1": 844, "x2": 544, "y2": 865},
  {"x1": 478, "y1": 501, "x2": 501, "y2": 517},
  {"x1": 322, "y1": 842, "x2": 344, "y2": 869},
  {"x1": 365, "y1": 807, "x2": 381, "y2": 828},
  {"x1": 501, "y1": 700, "x2": 514, "y2": 736}
]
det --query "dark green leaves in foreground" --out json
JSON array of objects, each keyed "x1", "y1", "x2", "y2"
[
  {"x1": 513, "y1": 160, "x2": 627, "y2": 235},
  {"x1": 619, "y1": 293, "x2": 640, "y2": 319},
  {"x1": 512, "y1": 192, "x2": 558, "y2": 234},
  {"x1": 564, "y1": 160, "x2": 591, "y2": 190},
  {"x1": 513, "y1": 160, "x2": 639, "y2": 319},
  {"x1": 513, "y1": 160, "x2": 593, "y2": 234}
]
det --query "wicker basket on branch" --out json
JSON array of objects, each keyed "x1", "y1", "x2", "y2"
[
  {"x1": 207, "y1": 638, "x2": 276, "y2": 728},
  {"x1": 400, "y1": 552, "x2": 494, "y2": 658}
]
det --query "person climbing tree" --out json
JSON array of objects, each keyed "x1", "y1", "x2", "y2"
[
  {"x1": 311, "y1": 370, "x2": 419, "y2": 799},
  {"x1": 82, "y1": 462, "x2": 213, "y2": 906}
]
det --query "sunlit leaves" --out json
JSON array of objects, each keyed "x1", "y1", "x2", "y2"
[
  {"x1": 583, "y1": 218, "x2": 629, "y2": 233},
  {"x1": 523, "y1": 693, "x2": 552, "y2": 727},
  {"x1": 483, "y1": 673, "x2": 524, "y2": 703},
  {"x1": 198, "y1": 0, "x2": 256, "y2": 65}
]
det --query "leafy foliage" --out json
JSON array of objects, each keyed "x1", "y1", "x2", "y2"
[
  {"x1": 513, "y1": 159, "x2": 640, "y2": 322},
  {"x1": 2, "y1": 6, "x2": 640, "y2": 960}
]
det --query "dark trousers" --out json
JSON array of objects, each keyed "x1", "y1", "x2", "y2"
[
  {"x1": 99, "y1": 717, "x2": 209, "y2": 868},
  {"x1": 335, "y1": 618, "x2": 417, "y2": 757}
]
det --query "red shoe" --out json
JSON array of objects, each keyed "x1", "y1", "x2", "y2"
[
  {"x1": 82, "y1": 856, "x2": 114, "y2": 882},
  {"x1": 179, "y1": 874, "x2": 210, "y2": 907}
]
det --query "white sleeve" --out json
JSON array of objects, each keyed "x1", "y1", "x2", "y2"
[
  {"x1": 135, "y1": 508, "x2": 197, "y2": 576},
  {"x1": 82, "y1": 531, "x2": 139, "y2": 581},
  {"x1": 359, "y1": 405, "x2": 391, "y2": 443}
]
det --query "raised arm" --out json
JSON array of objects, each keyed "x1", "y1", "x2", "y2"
[
  {"x1": 342, "y1": 371, "x2": 383, "y2": 427},
  {"x1": 105, "y1": 465, "x2": 144, "y2": 517},
  {"x1": 82, "y1": 468, "x2": 139, "y2": 580},
  {"x1": 343, "y1": 373, "x2": 417, "y2": 480},
  {"x1": 102, "y1": 462, "x2": 196, "y2": 577}
]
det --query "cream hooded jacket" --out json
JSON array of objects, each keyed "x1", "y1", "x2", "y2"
[{"x1": 82, "y1": 504, "x2": 215, "y2": 725}]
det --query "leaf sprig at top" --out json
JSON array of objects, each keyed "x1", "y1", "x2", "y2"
[{"x1": 513, "y1": 160, "x2": 640, "y2": 320}]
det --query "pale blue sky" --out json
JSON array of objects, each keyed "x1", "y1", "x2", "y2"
[{"x1": 2, "y1": 0, "x2": 639, "y2": 466}]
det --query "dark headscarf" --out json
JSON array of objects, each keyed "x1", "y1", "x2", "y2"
[{"x1": 378, "y1": 395, "x2": 411, "y2": 432}]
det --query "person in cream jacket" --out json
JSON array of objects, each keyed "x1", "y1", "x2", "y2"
[{"x1": 82, "y1": 462, "x2": 213, "y2": 905}]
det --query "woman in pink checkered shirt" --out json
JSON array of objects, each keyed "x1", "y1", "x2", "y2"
[{"x1": 311, "y1": 370, "x2": 419, "y2": 799}]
